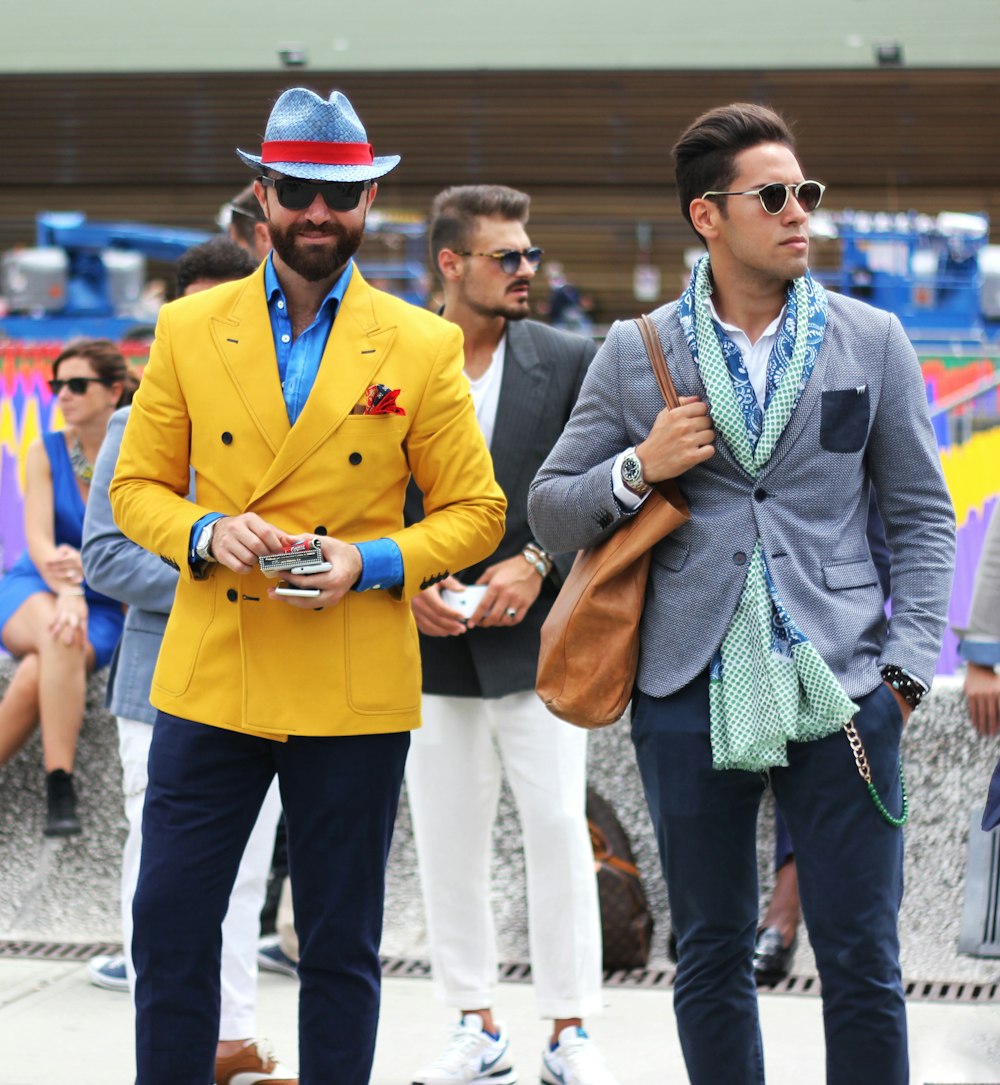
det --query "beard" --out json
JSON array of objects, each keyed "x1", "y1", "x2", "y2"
[
  {"x1": 268, "y1": 217, "x2": 365, "y2": 282},
  {"x1": 467, "y1": 279, "x2": 532, "y2": 321}
]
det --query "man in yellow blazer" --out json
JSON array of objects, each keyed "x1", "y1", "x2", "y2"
[{"x1": 109, "y1": 88, "x2": 505, "y2": 1085}]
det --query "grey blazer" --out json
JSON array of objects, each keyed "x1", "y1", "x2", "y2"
[
  {"x1": 405, "y1": 318, "x2": 596, "y2": 698},
  {"x1": 528, "y1": 294, "x2": 956, "y2": 699},
  {"x1": 82, "y1": 407, "x2": 176, "y2": 725}
]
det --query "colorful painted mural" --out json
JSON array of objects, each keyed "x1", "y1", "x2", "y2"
[{"x1": 0, "y1": 344, "x2": 996, "y2": 674}]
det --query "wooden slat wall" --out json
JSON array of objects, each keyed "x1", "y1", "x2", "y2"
[{"x1": 4, "y1": 69, "x2": 999, "y2": 321}]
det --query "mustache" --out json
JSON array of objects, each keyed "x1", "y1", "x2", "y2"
[{"x1": 507, "y1": 278, "x2": 531, "y2": 292}]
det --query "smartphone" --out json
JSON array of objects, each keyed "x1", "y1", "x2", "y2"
[
  {"x1": 289, "y1": 562, "x2": 332, "y2": 576},
  {"x1": 440, "y1": 584, "x2": 488, "y2": 619},
  {"x1": 274, "y1": 584, "x2": 321, "y2": 598}
]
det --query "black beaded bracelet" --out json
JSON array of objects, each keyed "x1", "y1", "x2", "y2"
[{"x1": 879, "y1": 665, "x2": 926, "y2": 709}]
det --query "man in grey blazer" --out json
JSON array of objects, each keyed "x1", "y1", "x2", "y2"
[
  {"x1": 528, "y1": 105, "x2": 955, "y2": 1085},
  {"x1": 80, "y1": 240, "x2": 294, "y2": 1085},
  {"x1": 404, "y1": 186, "x2": 619, "y2": 1085}
]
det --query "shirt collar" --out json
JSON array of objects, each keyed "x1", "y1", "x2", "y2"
[
  {"x1": 705, "y1": 294, "x2": 786, "y2": 345},
  {"x1": 263, "y1": 253, "x2": 355, "y2": 316}
]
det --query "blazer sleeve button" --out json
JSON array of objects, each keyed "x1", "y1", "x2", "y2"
[{"x1": 227, "y1": 588, "x2": 238, "y2": 602}]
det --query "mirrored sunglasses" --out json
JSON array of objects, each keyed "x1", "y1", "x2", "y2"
[
  {"x1": 453, "y1": 247, "x2": 544, "y2": 274},
  {"x1": 702, "y1": 180, "x2": 826, "y2": 216},
  {"x1": 48, "y1": 377, "x2": 110, "y2": 395},
  {"x1": 259, "y1": 175, "x2": 371, "y2": 212}
]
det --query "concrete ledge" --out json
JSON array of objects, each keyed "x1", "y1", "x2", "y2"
[{"x1": 2, "y1": 657, "x2": 998, "y2": 984}]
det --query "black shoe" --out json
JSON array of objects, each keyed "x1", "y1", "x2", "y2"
[
  {"x1": 44, "y1": 769, "x2": 81, "y2": 837},
  {"x1": 753, "y1": 926, "x2": 796, "y2": 986}
]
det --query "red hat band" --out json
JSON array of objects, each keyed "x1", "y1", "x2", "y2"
[{"x1": 261, "y1": 140, "x2": 374, "y2": 166}]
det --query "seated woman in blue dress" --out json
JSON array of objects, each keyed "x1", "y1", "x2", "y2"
[{"x1": 0, "y1": 339, "x2": 136, "y2": 836}]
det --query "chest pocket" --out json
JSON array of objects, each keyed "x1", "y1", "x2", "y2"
[{"x1": 820, "y1": 387, "x2": 870, "y2": 453}]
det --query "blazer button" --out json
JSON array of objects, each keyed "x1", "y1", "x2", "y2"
[
  {"x1": 754, "y1": 488, "x2": 767, "y2": 502},
  {"x1": 314, "y1": 526, "x2": 327, "y2": 536},
  {"x1": 227, "y1": 588, "x2": 238, "y2": 602},
  {"x1": 221, "y1": 432, "x2": 233, "y2": 445},
  {"x1": 733, "y1": 552, "x2": 747, "y2": 565},
  {"x1": 349, "y1": 452, "x2": 362, "y2": 465}
]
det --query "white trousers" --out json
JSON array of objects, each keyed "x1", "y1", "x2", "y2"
[
  {"x1": 405, "y1": 691, "x2": 603, "y2": 1020},
  {"x1": 117, "y1": 717, "x2": 282, "y2": 1040}
]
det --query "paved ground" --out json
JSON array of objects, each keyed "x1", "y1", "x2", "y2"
[{"x1": 0, "y1": 956, "x2": 998, "y2": 1084}]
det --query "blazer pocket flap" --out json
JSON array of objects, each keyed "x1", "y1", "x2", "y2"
[
  {"x1": 651, "y1": 534, "x2": 690, "y2": 572},
  {"x1": 823, "y1": 559, "x2": 878, "y2": 590}
]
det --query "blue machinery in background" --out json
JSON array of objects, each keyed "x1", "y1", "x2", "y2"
[
  {"x1": 813, "y1": 208, "x2": 1000, "y2": 349},
  {"x1": 0, "y1": 211, "x2": 429, "y2": 342}
]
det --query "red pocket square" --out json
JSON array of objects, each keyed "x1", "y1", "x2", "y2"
[{"x1": 363, "y1": 384, "x2": 406, "y2": 415}]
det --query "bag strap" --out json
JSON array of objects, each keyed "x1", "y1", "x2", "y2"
[{"x1": 635, "y1": 314, "x2": 681, "y2": 410}]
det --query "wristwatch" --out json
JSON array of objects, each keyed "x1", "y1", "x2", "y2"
[
  {"x1": 620, "y1": 447, "x2": 650, "y2": 495},
  {"x1": 194, "y1": 520, "x2": 217, "y2": 563}
]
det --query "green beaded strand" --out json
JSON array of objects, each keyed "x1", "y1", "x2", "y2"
[{"x1": 866, "y1": 763, "x2": 909, "y2": 828}]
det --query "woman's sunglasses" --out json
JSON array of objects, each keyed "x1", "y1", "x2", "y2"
[
  {"x1": 48, "y1": 377, "x2": 111, "y2": 395},
  {"x1": 259, "y1": 175, "x2": 371, "y2": 212},
  {"x1": 452, "y1": 248, "x2": 545, "y2": 275},
  {"x1": 701, "y1": 180, "x2": 826, "y2": 216}
]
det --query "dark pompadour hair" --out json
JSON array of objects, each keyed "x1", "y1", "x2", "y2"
[{"x1": 672, "y1": 103, "x2": 797, "y2": 235}]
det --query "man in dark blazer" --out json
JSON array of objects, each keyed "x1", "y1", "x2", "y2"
[
  {"x1": 529, "y1": 105, "x2": 955, "y2": 1085},
  {"x1": 405, "y1": 186, "x2": 620, "y2": 1085}
]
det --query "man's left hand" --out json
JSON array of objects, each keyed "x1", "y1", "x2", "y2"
[
  {"x1": 268, "y1": 535, "x2": 362, "y2": 610},
  {"x1": 469, "y1": 554, "x2": 544, "y2": 628}
]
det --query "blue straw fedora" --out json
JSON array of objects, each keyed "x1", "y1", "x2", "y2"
[{"x1": 237, "y1": 88, "x2": 400, "y2": 182}]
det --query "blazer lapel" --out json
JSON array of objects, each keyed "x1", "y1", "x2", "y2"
[
  {"x1": 490, "y1": 321, "x2": 549, "y2": 494},
  {"x1": 210, "y1": 267, "x2": 289, "y2": 458},
  {"x1": 250, "y1": 271, "x2": 395, "y2": 501}
]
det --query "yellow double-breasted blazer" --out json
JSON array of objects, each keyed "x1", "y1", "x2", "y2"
[{"x1": 110, "y1": 265, "x2": 506, "y2": 738}]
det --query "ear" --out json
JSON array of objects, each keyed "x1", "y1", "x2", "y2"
[
  {"x1": 252, "y1": 179, "x2": 269, "y2": 219},
  {"x1": 689, "y1": 198, "x2": 721, "y2": 243},
  {"x1": 364, "y1": 182, "x2": 378, "y2": 211},
  {"x1": 437, "y1": 248, "x2": 463, "y2": 282}
]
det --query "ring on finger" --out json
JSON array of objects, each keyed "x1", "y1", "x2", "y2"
[{"x1": 505, "y1": 607, "x2": 517, "y2": 619}]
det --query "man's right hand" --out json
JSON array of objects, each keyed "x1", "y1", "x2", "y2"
[
  {"x1": 636, "y1": 395, "x2": 716, "y2": 483},
  {"x1": 209, "y1": 513, "x2": 289, "y2": 574},
  {"x1": 965, "y1": 662, "x2": 1000, "y2": 737},
  {"x1": 411, "y1": 576, "x2": 469, "y2": 637}
]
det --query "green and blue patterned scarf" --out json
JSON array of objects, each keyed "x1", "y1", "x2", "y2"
[{"x1": 677, "y1": 255, "x2": 858, "y2": 771}]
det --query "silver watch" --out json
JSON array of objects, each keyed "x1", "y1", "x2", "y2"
[
  {"x1": 620, "y1": 448, "x2": 650, "y2": 495},
  {"x1": 194, "y1": 520, "x2": 217, "y2": 562}
]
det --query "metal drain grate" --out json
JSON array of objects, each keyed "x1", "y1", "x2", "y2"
[
  {"x1": 0, "y1": 940, "x2": 122, "y2": 961},
  {"x1": 3, "y1": 943, "x2": 997, "y2": 1004}
]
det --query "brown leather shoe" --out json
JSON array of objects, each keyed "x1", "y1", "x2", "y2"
[{"x1": 214, "y1": 1039, "x2": 298, "y2": 1084}]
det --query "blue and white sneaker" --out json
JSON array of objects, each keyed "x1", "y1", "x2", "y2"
[
  {"x1": 411, "y1": 1013, "x2": 516, "y2": 1084},
  {"x1": 257, "y1": 936, "x2": 299, "y2": 979},
  {"x1": 540, "y1": 1027, "x2": 620, "y2": 1085},
  {"x1": 86, "y1": 954, "x2": 129, "y2": 993}
]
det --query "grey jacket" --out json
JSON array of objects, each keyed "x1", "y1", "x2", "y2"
[
  {"x1": 528, "y1": 294, "x2": 956, "y2": 698},
  {"x1": 405, "y1": 318, "x2": 595, "y2": 698},
  {"x1": 82, "y1": 407, "x2": 176, "y2": 725}
]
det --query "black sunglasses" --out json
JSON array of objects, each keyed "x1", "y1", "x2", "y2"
[
  {"x1": 701, "y1": 180, "x2": 826, "y2": 216},
  {"x1": 453, "y1": 248, "x2": 544, "y2": 275},
  {"x1": 259, "y1": 175, "x2": 371, "y2": 212},
  {"x1": 48, "y1": 377, "x2": 111, "y2": 395}
]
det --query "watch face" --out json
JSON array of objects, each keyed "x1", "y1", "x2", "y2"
[{"x1": 623, "y1": 454, "x2": 644, "y2": 485}]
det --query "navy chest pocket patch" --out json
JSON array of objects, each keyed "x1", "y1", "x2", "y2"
[{"x1": 820, "y1": 387, "x2": 870, "y2": 453}]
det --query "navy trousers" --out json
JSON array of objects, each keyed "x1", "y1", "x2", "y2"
[
  {"x1": 132, "y1": 711, "x2": 410, "y2": 1085},
  {"x1": 632, "y1": 672, "x2": 908, "y2": 1085}
]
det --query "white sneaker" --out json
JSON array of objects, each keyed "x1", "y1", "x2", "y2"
[
  {"x1": 540, "y1": 1027, "x2": 620, "y2": 1085},
  {"x1": 86, "y1": 954, "x2": 130, "y2": 992},
  {"x1": 411, "y1": 1013, "x2": 517, "y2": 1085}
]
